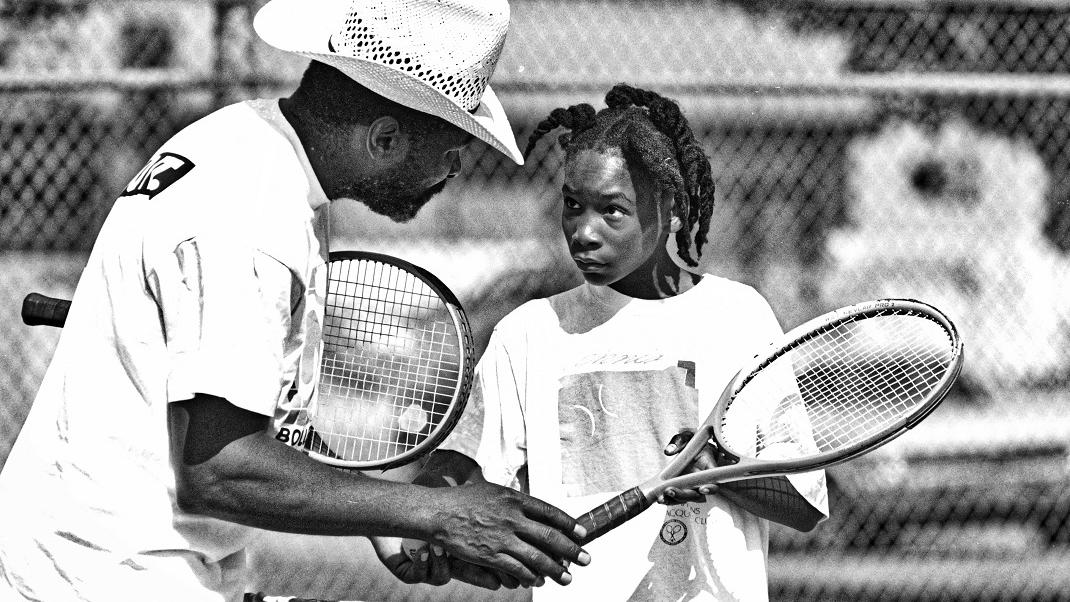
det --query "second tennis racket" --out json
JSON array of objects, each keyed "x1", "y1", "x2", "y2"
[{"x1": 576, "y1": 298, "x2": 963, "y2": 544}]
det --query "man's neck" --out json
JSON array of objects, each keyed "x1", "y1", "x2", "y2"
[{"x1": 279, "y1": 96, "x2": 338, "y2": 200}]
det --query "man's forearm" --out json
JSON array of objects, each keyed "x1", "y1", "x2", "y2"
[
  {"x1": 175, "y1": 429, "x2": 438, "y2": 539},
  {"x1": 169, "y1": 398, "x2": 591, "y2": 587}
]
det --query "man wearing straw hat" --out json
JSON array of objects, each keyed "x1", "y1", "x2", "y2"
[{"x1": 0, "y1": 1, "x2": 591, "y2": 600}]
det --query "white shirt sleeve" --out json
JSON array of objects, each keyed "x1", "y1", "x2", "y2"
[
  {"x1": 147, "y1": 235, "x2": 294, "y2": 416},
  {"x1": 744, "y1": 288, "x2": 830, "y2": 519}
]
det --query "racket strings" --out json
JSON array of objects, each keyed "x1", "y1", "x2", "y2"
[
  {"x1": 798, "y1": 314, "x2": 949, "y2": 446},
  {"x1": 315, "y1": 258, "x2": 463, "y2": 463},
  {"x1": 722, "y1": 309, "x2": 956, "y2": 460}
]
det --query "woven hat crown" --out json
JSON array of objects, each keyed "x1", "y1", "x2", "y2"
[
  {"x1": 254, "y1": 0, "x2": 523, "y2": 163},
  {"x1": 329, "y1": 0, "x2": 508, "y2": 113}
]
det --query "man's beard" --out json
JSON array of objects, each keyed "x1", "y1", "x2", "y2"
[{"x1": 342, "y1": 175, "x2": 449, "y2": 223}]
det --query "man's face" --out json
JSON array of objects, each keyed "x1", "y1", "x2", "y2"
[{"x1": 340, "y1": 120, "x2": 471, "y2": 223}]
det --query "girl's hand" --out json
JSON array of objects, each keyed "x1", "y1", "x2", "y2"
[{"x1": 657, "y1": 429, "x2": 724, "y2": 505}]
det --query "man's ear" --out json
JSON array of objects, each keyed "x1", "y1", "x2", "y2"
[{"x1": 366, "y1": 116, "x2": 405, "y2": 162}]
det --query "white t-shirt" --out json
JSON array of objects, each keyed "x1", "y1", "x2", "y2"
[
  {"x1": 442, "y1": 277, "x2": 828, "y2": 602},
  {"x1": 0, "y1": 99, "x2": 330, "y2": 602}
]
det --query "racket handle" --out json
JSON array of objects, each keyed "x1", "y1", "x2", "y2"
[
  {"x1": 576, "y1": 486, "x2": 651, "y2": 545},
  {"x1": 22, "y1": 293, "x2": 71, "y2": 328}
]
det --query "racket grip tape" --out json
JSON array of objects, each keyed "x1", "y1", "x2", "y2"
[
  {"x1": 21, "y1": 293, "x2": 71, "y2": 328},
  {"x1": 576, "y1": 486, "x2": 651, "y2": 545}
]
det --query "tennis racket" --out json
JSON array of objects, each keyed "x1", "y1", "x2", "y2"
[
  {"x1": 576, "y1": 298, "x2": 963, "y2": 545},
  {"x1": 20, "y1": 250, "x2": 475, "y2": 471},
  {"x1": 308, "y1": 251, "x2": 474, "y2": 470}
]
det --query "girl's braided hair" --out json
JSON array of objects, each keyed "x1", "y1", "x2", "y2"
[{"x1": 524, "y1": 84, "x2": 715, "y2": 269}]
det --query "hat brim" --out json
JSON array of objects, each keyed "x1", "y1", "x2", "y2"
[{"x1": 254, "y1": 0, "x2": 523, "y2": 165}]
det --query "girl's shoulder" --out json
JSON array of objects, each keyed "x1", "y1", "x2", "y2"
[
  {"x1": 687, "y1": 275, "x2": 771, "y2": 307},
  {"x1": 495, "y1": 296, "x2": 559, "y2": 333}
]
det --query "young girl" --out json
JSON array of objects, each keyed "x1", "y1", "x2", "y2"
[{"x1": 426, "y1": 84, "x2": 828, "y2": 601}]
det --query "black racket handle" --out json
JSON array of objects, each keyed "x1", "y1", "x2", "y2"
[
  {"x1": 576, "y1": 486, "x2": 651, "y2": 545},
  {"x1": 22, "y1": 293, "x2": 71, "y2": 328}
]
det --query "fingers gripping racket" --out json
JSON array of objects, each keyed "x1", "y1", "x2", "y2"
[
  {"x1": 576, "y1": 298, "x2": 963, "y2": 544},
  {"x1": 20, "y1": 251, "x2": 475, "y2": 471}
]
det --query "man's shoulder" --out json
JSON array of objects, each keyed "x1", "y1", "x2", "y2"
[
  {"x1": 160, "y1": 100, "x2": 302, "y2": 180},
  {"x1": 116, "y1": 100, "x2": 306, "y2": 209},
  {"x1": 155, "y1": 101, "x2": 314, "y2": 208},
  {"x1": 126, "y1": 101, "x2": 321, "y2": 270}
]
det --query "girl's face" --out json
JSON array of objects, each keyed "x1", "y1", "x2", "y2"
[{"x1": 561, "y1": 149, "x2": 675, "y2": 296}]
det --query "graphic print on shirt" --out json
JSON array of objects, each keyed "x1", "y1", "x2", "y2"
[
  {"x1": 275, "y1": 260, "x2": 326, "y2": 449},
  {"x1": 659, "y1": 519, "x2": 688, "y2": 545},
  {"x1": 120, "y1": 152, "x2": 195, "y2": 199},
  {"x1": 558, "y1": 355, "x2": 697, "y2": 498}
]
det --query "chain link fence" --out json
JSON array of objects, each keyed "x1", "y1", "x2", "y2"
[{"x1": 1, "y1": 0, "x2": 1068, "y2": 600}]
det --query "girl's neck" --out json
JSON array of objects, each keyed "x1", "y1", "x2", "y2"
[{"x1": 609, "y1": 255, "x2": 700, "y2": 299}]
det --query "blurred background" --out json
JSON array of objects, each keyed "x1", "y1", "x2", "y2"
[{"x1": 1, "y1": 0, "x2": 1069, "y2": 600}]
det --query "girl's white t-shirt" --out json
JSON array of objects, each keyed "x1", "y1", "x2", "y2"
[{"x1": 442, "y1": 277, "x2": 829, "y2": 602}]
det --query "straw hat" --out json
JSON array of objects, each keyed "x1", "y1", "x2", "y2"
[{"x1": 254, "y1": 0, "x2": 522, "y2": 164}]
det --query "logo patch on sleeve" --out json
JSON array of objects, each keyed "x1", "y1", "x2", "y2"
[{"x1": 121, "y1": 152, "x2": 195, "y2": 199}]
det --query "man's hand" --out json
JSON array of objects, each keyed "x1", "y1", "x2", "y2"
[
  {"x1": 658, "y1": 429, "x2": 727, "y2": 505},
  {"x1": 370, "y1": 536, "x2": 451, "y2": 586},
  {"x1": 424, "y1": 480, "x2": 591, "y2": 587},
  {"x1": 370, "y1": 536, "x2": 524, "y2": 590}
]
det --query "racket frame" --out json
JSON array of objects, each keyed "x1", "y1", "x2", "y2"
[
  {"x1": 580, "y1": 299, "x2": 963, "y2": 543},
  {"x1": 637, "y1": 297, "x2": 963, "y2": 499},
  {"x1": 307, "y1": 250, "x2": 476, "y2": 470}
]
